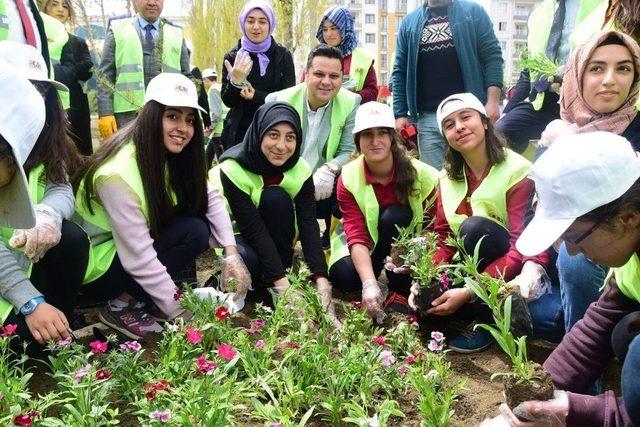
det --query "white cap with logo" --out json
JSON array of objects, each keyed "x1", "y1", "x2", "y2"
[
  {"x1": 144, "y1": 73, "x2": 207, "y2": 113},
  {"x1": 352, "y1": 101, "x2": 396, "y2": 134},
  {"x1": 436, "y1": 92, "x2": 487, "y2": 134},
  {"x1": 0, "y1": 60, "x2": 46, "y2": 229},
  {"x1": 202, "y1": 68, "x2": 217, "y2": 79},
  {"x1": 0, "y1": 40, "x2": 69, "y2": 91},
  {"x1": 516, "y1": 132, "x2": 640, "y2": 256}
]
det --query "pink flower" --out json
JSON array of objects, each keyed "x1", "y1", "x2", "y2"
[
  {"x1": 243, "y1": 328, "x2": 258, "y2": 335},
  {"x1": 255, "y1": 340, "x2": 266, "y2": 349},
  {"x1": 350, "y1": 301, "x2": 363, "y2": 309},
  {"x1": 173, "y1": 289, "x2": 183, "y2": 301},
  {"x1": 57, "y1": 336, "x2": 72, "y2": 346},
  {"x1": 406, "y1": 355, "x2": 415, "y2": 365},
  {"x1": 430, "y1": 331, "x2": 445, "y2": 342},
  {"x1": 427, "y1": 340, "x2": 443, "y2": 352},
  {"x1": 373, "y1": 335, "x2": 386, "y2": 346},
  {"x1": 439, "y1": 273, "x2": 450, "y2": 290},
  {"x1": 90, "y1": 340, "x2": 108, "y2": 353},
  {"x1": 186, "y1": 327, "x2": 203, "y2": 344},
  {"x1": 379, "y1": 350, "x2": 395, "y2": 366},
  {"x1": 251, "y1": 320, "x2": 265, "y2": 329},
  {"x1": 398, "y1": 364, "x2": 409, "y2": 376},
  {"x1": 407, "y1": 315, "x2": 418, "y2": 325},
  {"x1": 13, "y1": 414, "x2": 33, "y2": 426},
  {"x1": 195, "y1": 355, "x2": 217, "y2": 375},
  {"x1": 217, "y1": 343, "x2": 237, "y2": 361},
  {"x1": 119, "y1": 340, "x2": 142, "y2": 352},
  {"x1": 74, "y1": 363, "x2": 92, "y2": 383},
  {"x1": 0, "y1": 323, "x2": 17, "y2": 337},
  {"x1": 149, "y1": 410, "x2": 171, "y2": 422},
  {"x1": 215, "y1": 306, "x2": 230, "y2": 320}
]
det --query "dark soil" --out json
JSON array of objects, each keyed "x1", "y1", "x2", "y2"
[
  {"x1": 504, "y1": 364, "x2": 555, "y2": 420},
  {"x1": 389, "y1": 242, "x2": 408, "y2": 267},
  {"x1": 414, "y1": 282, "x2": 443, "y2": 312}
]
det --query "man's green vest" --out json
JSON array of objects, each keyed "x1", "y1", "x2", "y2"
[
  {"x1": 271, "y1": 84, "x2": 359, "y2": 162},
  {"x1": 612, "y1": 253, "x2": 640, "y2": 303},
  {"x1": 41, "y1": 13, "x2": 70, "y2": 109},
  {"x1": 349, "y1": 47, "x2": 374, "y2": 93},
  {"x1": 527, "y1": 0, "x2": 606, "y2": 110},
  {"x1": 0, "y1": 0, "x2": 9, "y2": 41},
  {"x1": 75, "y1": 142, "x2": 174, "y2": 283},
  {"x1": 0, "y1": 165, "x2": 46, "y2": 323},
  {"x1": 328, "y1": 156, "x2": 439, "y2": 267},
  {"x1": 440, "y1": 149, "x2": 531, "y2": 234},
  {"x1": 111, "y1": 17, "x2": 183, "y2": 114}
]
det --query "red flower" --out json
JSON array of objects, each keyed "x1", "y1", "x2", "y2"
[
  {"x1": 215, "y1": 306, "x2": 231, "y2": 320},
  {"x1": 173, "y1": 289, "x2": 183, "y2": 301},
  {"x1": 145, "y1": 390, "x2": 156, "y2": 400},
  {"x1": 95, "y1": 368, "x2": 111, "y2": 380},
  {"x1": 373, "y1": 336, "x2": 386, "y2": 346},
  {"x1": 186, "y1": 327, "x2": 203, "y2": 344},
  {"x1": 284, "y1": 341, "x2": 300, "y2": 349},
  {"x1": 195, "y1": 354, "x2": 217, "y2": 375},
  {"x1": 1, "y1": 323, "x2": 18, "y2": 337},
  {"x1": 407, "y1": 315, "x2": 418, "y2": 325},
  {"x1": 350, "y1": 301, "x2": 363, "y2": 309},
  {"x1": 406, "y1": 355, "x2": 415, "y2": 365},
  {"x1": 13, "y1": 414, "x2": 33, "y2": 426},
  {"x1": 89, "y1": 340, "x2": 108, "y2": 353},
  {"x1": 217, "y1": 343, "x2": 237, "y2": 361},
  {"x1": 243, "y1": 328, "x2": 258, "y2": 335}
]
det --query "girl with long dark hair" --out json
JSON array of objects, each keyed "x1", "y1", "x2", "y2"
[
  {"x1": 74, "y1": 73, "x2": 250, "y2": 339},
  {"x1": 328, "y1": 102, "x2": 439, "y2": 323}
]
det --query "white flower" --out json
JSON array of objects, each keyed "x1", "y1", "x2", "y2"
[
  {"x1": 166, "y1": 323, "x2": 180, "y2": 332},
  {"x1": 379, "y1": 350, "x2": 395, "y2": 366}
]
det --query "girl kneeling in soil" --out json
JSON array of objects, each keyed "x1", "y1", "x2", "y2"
[
  {"x1": 493, "y1": 133, "x2": 640, "y2": 426},
  {"x1": 328, "y1": 102, "x2": 439, "y2": 323},
  {"x1": 209, "y1": 102, "x2": 334, "y2": 314},
  {"x1": 74, "y1": 73, "x2": 251, "y2": 340},
  {"x1": 0, "y1": 43, "x2": 87, "y2": 346},
  {"x1": 411, "y1": 93, "x2": 535, "y2": 353}
]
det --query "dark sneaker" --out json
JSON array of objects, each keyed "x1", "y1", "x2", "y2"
[
  {"x1": 144, "y1": 301, "x2": 170, "y2": 323},
  {"x1": 99, "y1": 300, "x2": 163, "y2": 340},
  {"x1": 448, "y1": 322, "x2": 493, "y2": 354}
]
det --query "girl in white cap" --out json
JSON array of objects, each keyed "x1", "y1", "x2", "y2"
[
  {"x1": 412, "y1": 92, "x2": 539, "y2": 353},
  {"x1": 328, "y1": 102, "x2": 439, "y2": 323},
  {"x1": 74, "y1": 73, "x2": 251, "y2": 340}
]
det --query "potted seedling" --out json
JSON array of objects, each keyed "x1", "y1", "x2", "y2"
[
  {"x1": 465, "y1": 273, "x2": 554, "y2": 421},
  {"x1": 390, "y1": 222, "x2": 418, "y2": 267},
  {"x1": 407, "y1": 232, "x2": 444, "y2": 311}
]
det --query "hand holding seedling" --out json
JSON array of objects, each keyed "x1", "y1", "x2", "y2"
[
  {"x1": 499, "y1": 390, "x2": 568, "y2": 426},
  {"x1": 220, "y1": 254, "x2": 251, "y2": 301},
  {"x1": 362, "y1": 279, "x2": 385, "y2": 324},
  {"x1": 426, "y1": 288, "x2": 471, "y2": 316}
]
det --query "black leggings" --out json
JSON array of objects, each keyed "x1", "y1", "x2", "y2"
[
  {"x1": 459, "y1": 216, "x2": 510, "y2": 272},
  {"x1": 329, "y1": 204, "x2": 413, "y2": 295},
  {"x1": 236, "y1": 186, "x2": 295, "y2": 286},
  {"x1": 82, "y1": 217, "x2": 210, "y2": 303},
  {"x1": 7, "y1": 220, "x2": 89, "y2": 342}
]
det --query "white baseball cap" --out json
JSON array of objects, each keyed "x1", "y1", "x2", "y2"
[
  {"x1": 436, "y1": 93, "x2": 487, "y2": 134},
  {"x1": 0, "y1": 41, "x2": 69, "y2": 91},
  {"x1": 352, "y1": 101, "x2": 396, "y2": 134},
  {"x1": 0, "y1": 60, "x2": 46, "y2": 229},
  {"x1": 516, "y1": 132, "x2": 640, "y2": 256},
  {"x1": 144, "y1": 73, "x2": 207, "y2": 113},
  {"x1": 202, "y1": 68, "x2": 217, "y2": 79}
]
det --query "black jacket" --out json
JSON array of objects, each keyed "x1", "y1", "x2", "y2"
[
  {"x1": 220, "y1": 39, "x2": 295, "y2": 150},
  {"x1": 622, "y1": 114, "x2": 640, "y2": 151}
]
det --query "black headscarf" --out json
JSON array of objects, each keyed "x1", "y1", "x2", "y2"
[{"x1": 220, "y1": 102, "x2": 303, "y2": 176}]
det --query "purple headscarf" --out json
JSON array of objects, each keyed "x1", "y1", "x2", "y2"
[{"x1": 238, "y1": 0, "x2": 276, "y2": 77}]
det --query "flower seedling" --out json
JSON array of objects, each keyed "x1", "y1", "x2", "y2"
[{"x1": 407, "y1": 232, "x2": 443, "y2": 311}]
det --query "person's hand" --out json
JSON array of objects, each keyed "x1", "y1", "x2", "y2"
[
  {"x1": 510, "y1": 261, "x2": 551, "y2": 302},
  {"x1": 240, "y1": 82, "x2": 255, "y2": 100},
  {"x1": 499, "y1": 391, "x2": 569, "y2": 426},
  {"x1": 426, "y1": 288, "x2": 471, "y2": 316},
  {"x1": 312, "y1": 165, "x2": 336, "y2": 201},
  {"x1": 538, "y1": 119, "x2": 578, "y2": 147},
  {"x1": 316, "y1": 278, "x2": 341, "y2": 327},
  {"x1": 384, "y1": 256, "x2": 411, "y2": 275},
  {"x1": 11, "y1": 204, "x2": 62, "y2": 263},
  {"x1": 24, "y1": 302, "x2": 71, "y2": 344},
  {"x1": 408, "y1": 281, "x2": 422, "y2": 312},
  {"x1": 220, "y1": 254, "x2": 251, "y2": 301},
  {"x1": 98, "y1": 115, "x2": 118, "y2": 140},
  {"x1": 485, "y1": 101, "x2": 500, "y2": 124},
  {"x1": 395, "y1": 117, "x2": 410, "y2": 131},
  {"x1": 362, "y1": 279, "x2": 385, "y2": 324},
  {"x1": 224, "y1": 50, "x2": 253, "y2": 85}
]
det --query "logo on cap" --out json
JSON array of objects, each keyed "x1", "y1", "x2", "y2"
[
  {"x1": 28, "y1": 59, "x2": 42, "y2": 71},
  {"x1": 175, "y1": 84, "x2": 188, "y2": 94}
]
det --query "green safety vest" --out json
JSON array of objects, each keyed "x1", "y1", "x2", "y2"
[
  {"x1": 210, "y1": 83, "x2": 228, "y2": 136},
  {"x1": 41, "y1": 13, "x2": 70, "y2": 109},
  {"x1": 349, "y1": 47, "x2": 374, "y2": 93},
  {"x1": 440, "y1": 149, "x2": 531, "y2": 234},
  {"x1": 328, "y1": 156, "x2": 439, "y2": 267},
  {"x1": 0, "y1": 0, "x2": 9, "y2": 41},
  {"x1": 111, "y1": 17, "x2": 183, "y2": 114},
  {"x1": 527, "y1": 0, "x2": 606, "y2": 110},
  {"x1": 0, "y1": 165, "x2": 46, "y2": 323},
  {"x1": 612, "y1": 253, "x2": 640, "y2": 303},
  {"x1": 271, "y1": 84, "x2": 359, "y2": 162},
  {"x1": 75, "y1": 142, "x2": 176, "y2": 283}
]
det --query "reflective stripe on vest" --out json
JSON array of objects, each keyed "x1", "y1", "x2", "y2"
[
  {"x1": 349, "y1": 48, "x2": 374, "y2": 93},
  {"x1": 111, "y1": 18, "x2": 183, "y2": 113},
  {"x1": 527, "y1": 0, "x2": 605, "y2": 110},
  {"x1": 440, "y1": 149, "x2": 531, "y2": 234},
  {"x1": 612, "y1": 253, "x2": 640, "y2": 303},
  {"x1": 273, "y1": 84, "x2": 358, "y2": 162},
  {"x1": 0, "y1": 164, "x2": 46, "y2": 322},
  {"x1": 41, "y1": 14, "x2": 70, "y2": 109},
  {"x1": 0, "y1": 0, "x2": 9, "y2": 41},
  {"x1": 328, "y1": 156, "x2": 439, "y2": 268}
]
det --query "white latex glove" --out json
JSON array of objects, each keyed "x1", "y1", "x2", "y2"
[
  {"x1": 499, "y1": 391, "x2": 569, "y2": 426},
  {"x1": 362, "y1": 279, "x2": 386, "y2": 324},
  {"x1": 224, "y1": 50, "x2": 253, "y2": 85},
  {"x1": 220, "y1": 254, "x2": 252, "y2": 301},
  {"x1": 511, "y1": 261, "x2": 551, "y2": 302},
  {"x1": 312, "y1": 165, "x2": 336, "y2": 201},
  {"x1": 538, "y1": 120, "x2": 578, "y2": 148},
  {"x1": 10, "y1": 204, "x2": 62, "y2": 263},
  {"x1": 384, "y1": 256, "x2": 411, "y2": 275},
  {"x1": 316, "y1": 278, "x2": 341, "y2": 328},
  {"x1": 478, "y1": 415, "x2": 511, "y2": 427},
  {"x1": 407, "y1": 281, "x2": 422, "y2": 312}
]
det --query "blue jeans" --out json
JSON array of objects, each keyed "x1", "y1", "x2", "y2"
[
  {"x1": 528, "y1": 283, "x2": 564, "y2": 343},
  {"x1": 416, "y1": 112, "x2": 447, "y2": 169},
  {"x1": 622, "y1": 333, "x2": 640, "y2": 424}
]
